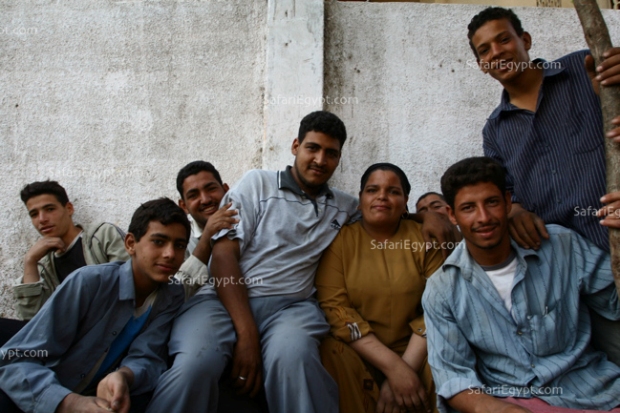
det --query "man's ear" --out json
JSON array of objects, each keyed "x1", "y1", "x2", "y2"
[
  {"x1": 447, "y1": 206, "x2": 458, "y2": 226},
  {"x1": 291, "y1": 138, "x2": 300, "y2": 156},
  {"x1": 125, "y1": 233, "x2": 136, "y2": 257},
  {"x1": 65, "y1": 202, "x2": 75, "y2": 216},
  {"x1": 522, "y1": 31, "x2": 532, "y2": 52},
  {"x1": 178, "y1": 199, "x2": 189, "y2": 215},
  {"x1": 505, "y1": 191, "x2": 513, "y2": 215},
  {"x1": 222, "y1": 183, "x2": 230, "y2": 193}
]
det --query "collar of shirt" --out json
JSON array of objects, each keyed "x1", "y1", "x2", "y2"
[
  {"x1": 278, "y1": 166, "x2": 334, "y2": 199},
  {"x1": 442, "y1": 238, "x2": 540, "y2": 282},
  {"x1": 188, "y1": 215, "x2": 203, "y2": 240},
  {"x1": 489, "y1": 58, "x2": 567, "y2": 120}
]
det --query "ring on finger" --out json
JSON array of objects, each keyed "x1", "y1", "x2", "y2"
[{"x1": 238, "y1": 376, "x2": 247, "y2": 381}]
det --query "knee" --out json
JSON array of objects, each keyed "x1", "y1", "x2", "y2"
[
  {"x1": 265, "y1": 333, "x2": 319, "y2": 368},
  {"x1": 169, "y1": 348, "x2": 228, "y2": 383}
]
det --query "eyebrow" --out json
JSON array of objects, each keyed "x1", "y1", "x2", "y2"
[{"x1": 28, "y1": 203, "x2": 56, "y2": 214}]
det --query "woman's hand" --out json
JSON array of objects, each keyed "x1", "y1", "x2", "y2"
[{"x1": 383, "y1": 360, "x2": 431, "y2": 413}]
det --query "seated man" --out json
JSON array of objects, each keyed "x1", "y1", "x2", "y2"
[
  {"x1": 422, "y1": 157, "x2": 620, "y2": 413},
  {"x1": 467, "y1": 5, "x2": 620, "y2": 365},
  {"x1": 416, "y1": 192, "x2": 462, "y2": 245},
  {"x1": 147, "y1": 111, "x2": 357, "y2": 413},
  {"x1": 15, "y1": 180, "x2": 129, "y2": 320},
  {"x1": 416, "y1": 191, "x2": 449, "y2": 217},
  {"x1": 174, "y1": 161, "x2": 236, "y2": 299},
  {"x1": 0, "y1": 198, "x2": 187, "y2": 413}
]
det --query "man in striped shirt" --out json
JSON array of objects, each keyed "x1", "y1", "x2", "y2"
[
  {"x1": 423, "y1": 157, "x2": 620, "y2": 413},
  {"x1": 468, "y1": 6, "x2": 620, "y2": 365}
]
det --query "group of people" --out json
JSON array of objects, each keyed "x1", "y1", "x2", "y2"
[{"x1": 1, "y1": 6, "x2": 620, "y2": 413}]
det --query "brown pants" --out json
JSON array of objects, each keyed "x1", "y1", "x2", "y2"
[{"x1": 320, "y1": 336, "x2": 437, "y2": 413}]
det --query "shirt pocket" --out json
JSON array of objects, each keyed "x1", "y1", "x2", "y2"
[
  {"x1": 529, "y1": 303, "x2": 568, "y2": 356},
  {"x1": 568, "y1": 110, "x2": 604, "y2": 154}
]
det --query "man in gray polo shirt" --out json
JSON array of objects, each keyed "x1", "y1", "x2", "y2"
[{"x1": 147, "y1": 111, "x2": 454, "y2": 413}]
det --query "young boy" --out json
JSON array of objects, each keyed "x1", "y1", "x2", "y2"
[
  {"x1": 0, "y1": 198, "x2": 188, "y2": 413},
  {"x1": 15, "y1": 180, "x2": 128, "y2": 321}
]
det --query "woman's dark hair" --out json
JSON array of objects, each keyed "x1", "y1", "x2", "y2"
[{"x1": 360, "y1": 163, "x2": 411, "y2": 196}]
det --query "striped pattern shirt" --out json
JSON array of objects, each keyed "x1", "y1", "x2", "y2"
[
  {"x1": 422, "y1": 225, "x2": 620, "y2": 413},
  {"x1": 483, "y1": 51, "x2": 609, "y2": 252}
]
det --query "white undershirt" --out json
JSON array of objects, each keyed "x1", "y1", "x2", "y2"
[{"x1": 482, "y1": 255, "x2": 518, "y2": 317}]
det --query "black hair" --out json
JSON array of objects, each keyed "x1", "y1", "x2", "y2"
[
  {"x1": 128, "y1": 198, "x2": 191, "y2": 242},
  {"x1": 20, "y1": 180, "x2": 69, "y2": 206},
  {"x1": 440, "y1": 157, "x2": 507, "y2": 209},
  {"x1": 467, "y1": 7, "x2": 524, "y2": 57},
  {"x1": 415, "y1": 191, "x2": 446, "y2": 207},
  {"x1": 298, "y1": 111, "x2": 347, "y2": 149},
  {"x1": 176, "y1": 161, "x2": 224, "y2": 199},
  {"x1": 360, "y1": 163, "x2": 411, "y2": 197}
]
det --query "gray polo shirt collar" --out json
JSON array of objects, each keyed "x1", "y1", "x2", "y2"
[{"x1": 278, "y1": 166, "x2": 334, "y2": 199}]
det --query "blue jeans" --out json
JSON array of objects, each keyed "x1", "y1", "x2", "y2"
[{"x1": 146, "y1": 294, "x2": 338, "y2": 413}]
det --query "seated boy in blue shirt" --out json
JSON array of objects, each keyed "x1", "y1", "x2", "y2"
[{"x1": 0, "y1": 198, "x2": 188, "y2": 413}]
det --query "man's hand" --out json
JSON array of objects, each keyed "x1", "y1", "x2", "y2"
[
  {"x1": 585, "y1": 48, "x2": 620, "y2": 141},
  {"x1": 23, "y1": 237, "x2": 66, "y2": 283},
  {"x1": 203, "y1": 202, "x2": 238, "y2": 240},
  {"x1": 383, "y1": 361, "x2": 430, "y2": 413},
  {"x1": 598, "y1": 191, "x2": 620, "y2": 228},
  {"x1": 414, "y1": 211, "x2": 460, "y2": 259},
  {"x1": 230, "y1": 330, "x2": 262, "y2": 397},
  {"x1": 449, "y1": 390, "x2": 533, "y2": 413},
  {"x1": 96, "y1": 368, "x2": 133, "y2": 413},
  {"x1": 508, "y1": 204, "x2": 549, "y2": 250},
  {"x1": 192, "y1": 203, "x2": 238, "y2": 265},
  {"x1": 55, "y1": 393, "x2": 112, "y2": 413}
]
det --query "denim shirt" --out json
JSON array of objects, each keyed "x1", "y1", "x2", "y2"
[
  {"x1": 0, "y1": 260, "x2": 183, "y2": 413},
  {"x1": 422, "y1": 225, "x2": 620, "y2": 413}
]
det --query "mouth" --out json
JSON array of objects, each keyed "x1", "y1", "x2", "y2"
[
  {"x1": 199, "y1": 204, "x2": 218, "y2": 215},
  {"x1": 40, "y1": 226, "x2": 55, "y2": 234},
  {"x1": 473, "y1": 224, "x2": 498, "y2": 238},
  {"x1": 371, "y1": 204, "x2": 391, "y2": 211},
  {"x1": 308, "y1": 166, "x2": 326, "y2": 176},
  {"x1": 155, "y1": 263, "x2": 177, "y2": 274}
]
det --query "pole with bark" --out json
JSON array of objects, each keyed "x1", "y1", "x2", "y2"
[{"x1": 573, "y1": 0, "x2": 620, "y2": 298}]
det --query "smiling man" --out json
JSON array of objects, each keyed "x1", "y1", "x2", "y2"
[
  {"x1": 12, "y1": 181, "x2": 128, "y2": 321},
  {"x1": 173, "y1": 161, "x2": 237, "y2": 298},
  {"x1": 422, "y1": 157, "x2": 620, "y2": 413},
  {"x1": 468, "y1": 6, "x2": 620, "y2": 365},
  {"x1": 0, "y1": 198, "x2": 188, "y2": 413},
  {"x1": 147, "y1": 111, "x2": 357, "y2": 413}
]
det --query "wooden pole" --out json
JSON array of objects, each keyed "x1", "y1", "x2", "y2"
[{"x1": 573, "y1": 0, "x2": 620, "y2": 298}]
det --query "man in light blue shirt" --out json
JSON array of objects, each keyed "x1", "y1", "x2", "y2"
[{"x1": 422, "y1": 157, "x2": 620, "y2": 413}]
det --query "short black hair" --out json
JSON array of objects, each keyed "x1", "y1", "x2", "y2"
[
  {"x1": 360, "y1": 163, "x2": 411, "y2": 197},
  {"x1": 440, "y1": 157, "x2": 507, "y2": 209},
  {"x1": 298, "y1": 111, "x2": 347, "y2": 149},
  {"x1": 128, "y1": 198, "x2": 191, "y2": 242},
  {"x1": 20, "y1": 180, "x2": 69, "y2": 206},
  {"x1": 176, "y1": 161, "x2": 223, "y2": 199},
  {"x1": 467, "y1": 7, "x2": 524, "y2": 58},
  {"x1": 415, "y1": 191, "x2": 445, "y2": 207}
]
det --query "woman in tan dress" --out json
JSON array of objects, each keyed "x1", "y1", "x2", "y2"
[{"x1": 316, "y1": 163, "x2": 443, "y2": 413}]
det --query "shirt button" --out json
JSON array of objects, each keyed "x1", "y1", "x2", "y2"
[
  {"x1": 80, "y1": 374, "x2": 85, "y2": 378},
  {"x1": 531, "y1": 364, "x2": 535, "y2": 368},
  {"x1": 551, "y1": 169, "x2": 556, "y2": 174},
  {"x1": 517, "y1": 331, "x2": 523, "y2": 335},
  {"x1": 112, "y1": 331, "x2": 117, "y2": 336}
]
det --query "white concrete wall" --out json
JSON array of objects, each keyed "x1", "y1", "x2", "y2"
[
  {"x1": 324, "y1": 2, "x2": 620, "y2": 201},
  {"x1": 1, "y1": 0, "x2": 619, "y2": 317},
  {"x1": 0, "y1": 0, "x2": 268, "y2": 317}
]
